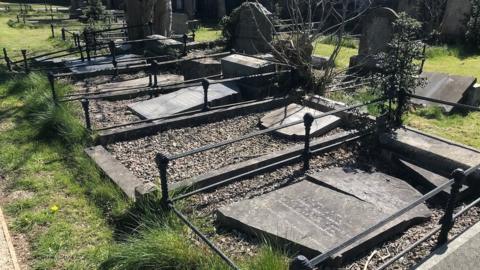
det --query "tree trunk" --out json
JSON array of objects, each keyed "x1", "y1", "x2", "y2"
[{"x1": 153, "y1": 0, "x2": 172, "y2": 36}]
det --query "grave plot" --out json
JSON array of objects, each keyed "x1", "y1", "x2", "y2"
[{"x1": 106, "y1": 111, "x2": 345, "y2": 184}]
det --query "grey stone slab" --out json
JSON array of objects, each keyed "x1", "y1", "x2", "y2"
[
  {"x1": 182, "y1": 58, "x2": 221, "y2": 80},
  {"x1": 221, "y1": 54, "x2": 275, "y2": 78},
  {"x1": 95, "y1": 74, "x2": 183, "y2": 91},
  {"x1": 218, "y1": 168, "x2": 430, "y2": 261},
  {"x1": 415, "y1": 220, "x2": 480, "y2": 270},
  {"x1": 66, "y1": 54, "x2": 144, "y2": 74},
  {"x1": 128, "y1": 82, "x2": 240, "y2": 119},
  {"x1": 260, "y1": 103, "x2": 341, "y2": 138},
  {"x1": 413, "y1": 72, "x2": 477, "y2": 112},
  {"x1": 146, "y1": 34, "x2": 183, "y2": 55},
  {"x1": 397, "y1": 159, "x2": 470, "y2": 201},
  {"x1": 380, "y1": 128, "x2": 480, "y2": 181},
  {"x1": 85, "y1": 146, "x2": 156, "y2": 200}
]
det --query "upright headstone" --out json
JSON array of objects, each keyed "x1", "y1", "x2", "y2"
[
  {"x1": 126, "y1": 0, "x2": 155, "y2": 40},
  {"x1": 233, "y1": 2, "x2": 273, "y2": 54},
  {"x1": 153, "y1": 0, "x2": 172, "y2": 36},
  {"x1": 172, "y1": 12, "x2": 189, "y2": 34},
  {"x1": 440, "y1": 0, "x2": 472, "y2": 41},
  {"x1": 349, "y1": 8, "x2": 399, "y2": 71}
]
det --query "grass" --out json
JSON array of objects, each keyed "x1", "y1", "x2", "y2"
[{"x1": 195, "y1": 25, "x2": 222, "y2": 42}]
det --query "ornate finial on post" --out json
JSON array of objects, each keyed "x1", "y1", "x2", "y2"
[
  {"x1": 289, "y1": 255, "x2": 313, "y2": 270},
  {"x1": 81, "y1": 98, "x2": 91, "y2": 130},
  {"x1": 303, "y1": 113, "x2": 314, "y2": 171},
  {"x1": 155, "y1": 153, "x2": 170, "y2": 207},
  {"x1": 202, "y1": 78, "x2": 210, "y2": 111}
]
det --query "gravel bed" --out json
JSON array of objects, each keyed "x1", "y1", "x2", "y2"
[
  {"x1": 89, "y1": 95, "x2": 146, "y2": 129},
  {"x1": 107, "y1": 112, "x2": 344, "y2": 183}
]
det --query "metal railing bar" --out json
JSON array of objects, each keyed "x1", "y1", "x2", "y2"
[
  {"x1": 376, "y1": 194, "x2": 480, "y2": 270},
  {"x1": 169, "y1": 204, "x2": 240, "y2": 269},
  {"x1": 168, "y1": 98, "x2": 385, "y2": 161},
  {"x1": 309, "y1": 177, "x2": 455, "y2": 266},
  {"x1": 171, "y1": 131, "x2": 368, "y2": 203},
  {"x1": 408, "y1": 93, "x2": 480, "y2": 112}
]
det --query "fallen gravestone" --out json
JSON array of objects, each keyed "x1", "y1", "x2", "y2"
[
  {"x1": 412, "y1": 72, "x2": 477, "y2": 113},
  {"x1": 128, "y1": 82, "x2": 240, "y2": 119},
  {"x1": 217, "y1": 167, "x2": 431, "y2": 261},
  {"x1": 380, "y1": 128, "x2": 480, "y2": 184},
  {"x1": 397, "y1": 159, "x2": 471, "y2": 201},
  {"x1": 182, "y1": 58, "x2": 221, "y2": 80},
  {"x1": 441, "y1": 0, "x2": 472, "y2": 40},
  {"x1": 260, "y1": 103, "x2": 341, "y2": 139},
  {"x1": 145, "y1": 34, "x2": 183, "y2": 55},
  {"x1": 349, "y1": 8, "x2": 399, "y2": 71},
  {"x1": 233, "y1": 2, "x2": 273, "y2": 54}
]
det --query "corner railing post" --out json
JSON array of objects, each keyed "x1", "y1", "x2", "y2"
[
  {"x1": 21, "y1": 49, "x2": 28, "y2": 73},
  {"x1": 83, "y1": 30, "x2": 91, "y2": 61},
  {"x1": 47, "y1": 72, "x2": 57, "y2": 103},
  {"x1": 202, "y1": 78, "x2": 210, "y2": 111},
  {"x1": 155, "y1": 153, "x2": 170, "y2": 207},
  {"x1": 152, "y1": 60, "x2": 158, "y2": 87},
  {"x1": 50, "y1": 23, "x2": 55, "y2": 38},
  {"x1": 3, "y1": 48, "x2": 11, "y2": 72},
  {"x1": 81, "y1": 98, "x2": 91, "y2": 130},
  {"x1": 303, "y1": 113, "x2": 314, "y2": 171},
  {"x1": 108, "y1": 40, "x2": 118, "y2": 77},
  {"x1": 61, "y1": 27, "x2": 66, "y2": 41},
  {"x1": 437, "y1": 168, "x2": 465, "y2": 245},
  {"x1": 182, "y1": 33, "x2": 188, "y2": 56},
  {"x1": 77, "y1": 35, "x2": 85, "y2": 62}
]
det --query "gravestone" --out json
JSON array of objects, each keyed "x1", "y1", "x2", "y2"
[
  {"x1": 349, "y1": 8, "x2": 399, "y2": 71},
  {"x1": 379, "y1": 128, "x2": 480, "y2": 184},
  {"x1": 145, "y1": 34, "x2": 183, "y2": 55},
  {"x1": 128, "y1": 82, "x2": 240, "y2": 119},
  {"x1": 182, "y1": 58, "x2": 221, "y2": 80},
  {"x1": 172, "y1": 12, "x2": 189, "y2": 34},
  {"x1": 412, "y1": 72, "x2": 477, "y2": 113},
  {"x1": 221, "y1": 54, "x2": 276, "y2": 98},
  {"x1": 125, "y1": 0, "x2": 155, "y2": 40},
  {"x1": 260, "y1": 103, "x2": 341, "y2": 139},
  {"x1": 153, "y1": 0, "x2": 172, "y2": 36},
  {"x1": 217, "y1": 168, "x2": 431, "y2": 261},
  {"x1": 233, "y1": 2, "x2": 273, "y2": 54},
  {"x1": 441, "y1": 0, "x2": 472, "y2": 40}
]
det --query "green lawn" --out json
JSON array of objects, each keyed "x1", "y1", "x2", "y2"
[{"x1": 195, "y1": 26, "x2": 222, "y2": 42}]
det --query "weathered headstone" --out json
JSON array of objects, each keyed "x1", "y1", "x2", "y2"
[
  {"x1": 125, "y1": 0, "x2": 155, "y2": 40},
  {"x1": 412, "y1": 72, "x2": 477, "y2": 113},
  {"x1": 182, "y1": 58, "x2": 221, "y2": 80},
  {"x1": 440, "y1": 0, "x2": 472, "y2": 40},
  {"x1": 233, "y1": 2, "x2": 273, "y2": 54},
  {"x1": 153, "y1": 0, "x2": 172, "y2": 36},
  {"x1": 128, "y1": 82, "x2": 240, "y2": 119},
  {"x1": 349, "y1": 8, "x2": 399, "y2": 71},
  {"x1": 217, "y1": 168, "x2": 431, "y2": 260},
  {"x1": 260, "y1": 103, "x2": 341, "y2": 139}
]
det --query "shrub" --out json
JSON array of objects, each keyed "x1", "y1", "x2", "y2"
[{"x1": 465, "y1": 0, "x2": 480, "y2": 50}]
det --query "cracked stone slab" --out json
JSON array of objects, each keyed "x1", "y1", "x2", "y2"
[
  {"x1": 217, "y1": 168, "x2": 430, "y2": 261},
  {"x1": 260, "y1": 103, "x2": 341, "y2": 139}
]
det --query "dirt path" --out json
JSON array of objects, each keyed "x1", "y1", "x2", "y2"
[{"x1": 0, "y1": 207, "x2": 20, "y2": 270}]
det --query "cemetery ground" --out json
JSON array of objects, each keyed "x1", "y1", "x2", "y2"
[{"x1": 0, "y1": 4, "x2": 480, "y2": 270}]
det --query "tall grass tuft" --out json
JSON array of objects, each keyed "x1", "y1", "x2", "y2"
[
  {"x1": 12, "y1": 72, "x2": 88, "y2": 144},
  {"x1": 244, "y1": 245, "x2": 289, "y2": 270}
]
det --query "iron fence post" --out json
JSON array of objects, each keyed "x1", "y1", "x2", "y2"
[
  {"x1": 81, "y1": 98, "x2": 91, "y2": 130},
  {"x1": 21, "y1": 49, "x2": 28, "y2": 73},
  {"x1": 108, "y1": 40, "x2": 118, "y2": 77},
  {"x1": 61, "y1": 27, "x2": 66, "y2": 40},
  {"x1": 148, "y1": 21, "x2": 153, "y2": 35},
  {"x1": 182, "y1": 33, "x2": 188, "y2": 56},
  {"x1": 155, "y1": 153, "x2": 170, "y2": 207},
  {"x1": 3, "y1": 48, "x2": 11, "y2": 72},
  {"x1": 191, "y1": 28, "x2": 196, "y2": 41},
  {"x1": 202, "y1": 78, "x2": 210, "y2": 111},
  {"x1": 50, "y1": 24, "x2": 55, "y2": 38},
  {"x1": 16, "y1": 14, "x2": 19, "y2": 23},
  {"x1": 83, "y1": 30, "x2": 91, "y2": 61},
  {"x1": 151, "y1": 60, "x2": 158, "y2": 87},
  {"x1": 77, "y1": 36, "x2": 85, "y2": 62},
  {"x1": 303, "y1": 113, "x2": 314, "y2": 171},
  {"x1": 437, "y1": 168, "x2": 465, "y2": 245},
  {"x1": 47, "y1": 72, "x2": 57, "y2": 103}
]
